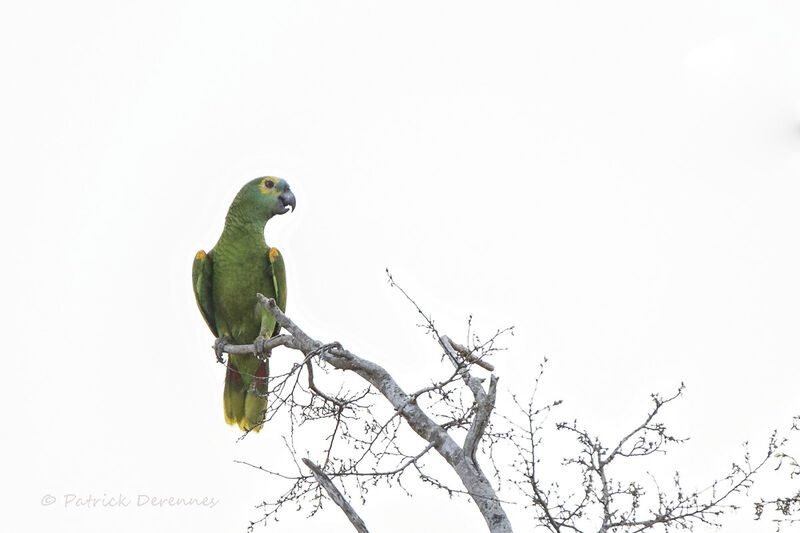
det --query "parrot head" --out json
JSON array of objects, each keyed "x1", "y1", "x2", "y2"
[{"x1": 231, "y1": 176, "x2": 296, "y2": 222}]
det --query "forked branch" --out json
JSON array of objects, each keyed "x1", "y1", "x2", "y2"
[{"x1": 228, "y1": 293, "x2": 513, "y2": 533}]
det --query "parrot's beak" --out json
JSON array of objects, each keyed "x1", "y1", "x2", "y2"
[{"x1": 278, "y1": 188, "x2": 296, "y2": 214}]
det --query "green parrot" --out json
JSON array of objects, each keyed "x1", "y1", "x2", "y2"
[{"x1": 192, "y1": 177, "x2": 296, "y2": 432}]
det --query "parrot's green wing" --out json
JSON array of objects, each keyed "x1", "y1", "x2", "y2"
[
  {"x1": 192, "y1": 249, "x2": 217, "y2": 336},
  {"x1": 268, "y1": 247, "x2": 287, "y2": 336}
]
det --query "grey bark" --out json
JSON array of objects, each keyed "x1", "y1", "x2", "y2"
[
  {"x1": 224, "y1": 294, "x2": 514, "y2": 533},
  {"x1": 302, "y1": 458, "x2": 370, "y2": 533}
]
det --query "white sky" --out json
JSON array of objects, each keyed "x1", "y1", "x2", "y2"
[{"x1": 2, "y1": 2, "x2": 799, "y2": 532}]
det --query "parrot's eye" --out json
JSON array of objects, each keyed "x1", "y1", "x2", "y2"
[{"x1": 264, "y1": 179, "x2": 275, "y2": 189}]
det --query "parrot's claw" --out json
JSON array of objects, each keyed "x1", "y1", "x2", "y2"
[
  {"x1": 214, "y1": 336, "x2": 230, "y2": 364},
  {"x1": 253, "y1": 335, "x2": 271, "y2": 360}
]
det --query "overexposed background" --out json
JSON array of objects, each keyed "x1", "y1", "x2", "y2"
[{"x1": 2, "y1": 1, "x2": 799, "y2": 532}]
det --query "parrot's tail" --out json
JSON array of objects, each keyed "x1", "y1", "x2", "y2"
[{"x1": 223, "y1": 358, "x2": 268, "y2": 432}]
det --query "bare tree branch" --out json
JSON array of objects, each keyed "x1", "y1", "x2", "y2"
[
  {"x1": 213, "y1": 285, "x2": 783, "y2": 533},
  {"x1": 252, "y1": 293, "x2": 514, "y2": 533},
  {"x1": 503, "y1": 374, "x2": 780, "y2": 533},
  {"x1": 447, "y1": 336, "x2": 496, "y2": 371},
  {"x1": 755, "y1": 415, "x2": 800, "y2": 530},
  {"x1": 221, "y1": 334, "x2": 298, "y2": 356},
  {"x1": 302, "y1": 458, "x2": 370, "y2": 533}
]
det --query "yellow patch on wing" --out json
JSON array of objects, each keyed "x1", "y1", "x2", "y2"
[
  {"x1": 195, "y1": 250, "x2": 206, "y2": 260},
  {"x1": 269, "y1": 247, "x2": 280, "y2": 261}
]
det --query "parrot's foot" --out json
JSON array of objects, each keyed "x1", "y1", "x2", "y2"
[
  {"x1": 253, "y1": 335, "x2": 271, "y2": 361},
  {"x1": 213, "y1": 336, "x2": 230, "y2": 363}
]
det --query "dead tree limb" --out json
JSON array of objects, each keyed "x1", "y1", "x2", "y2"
[
  {"x1": 229, "y1": 293, "x2": 514, "y2": 533},
  {"x1": 216, "y1": 287, "x2": 778, "y2": 533},
  {"x1": 442, "y1": 335, "x2": 498, "y2": 464},
  {"x1": 302, "y1": 458, "x2": 370, "y2": 533}
]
